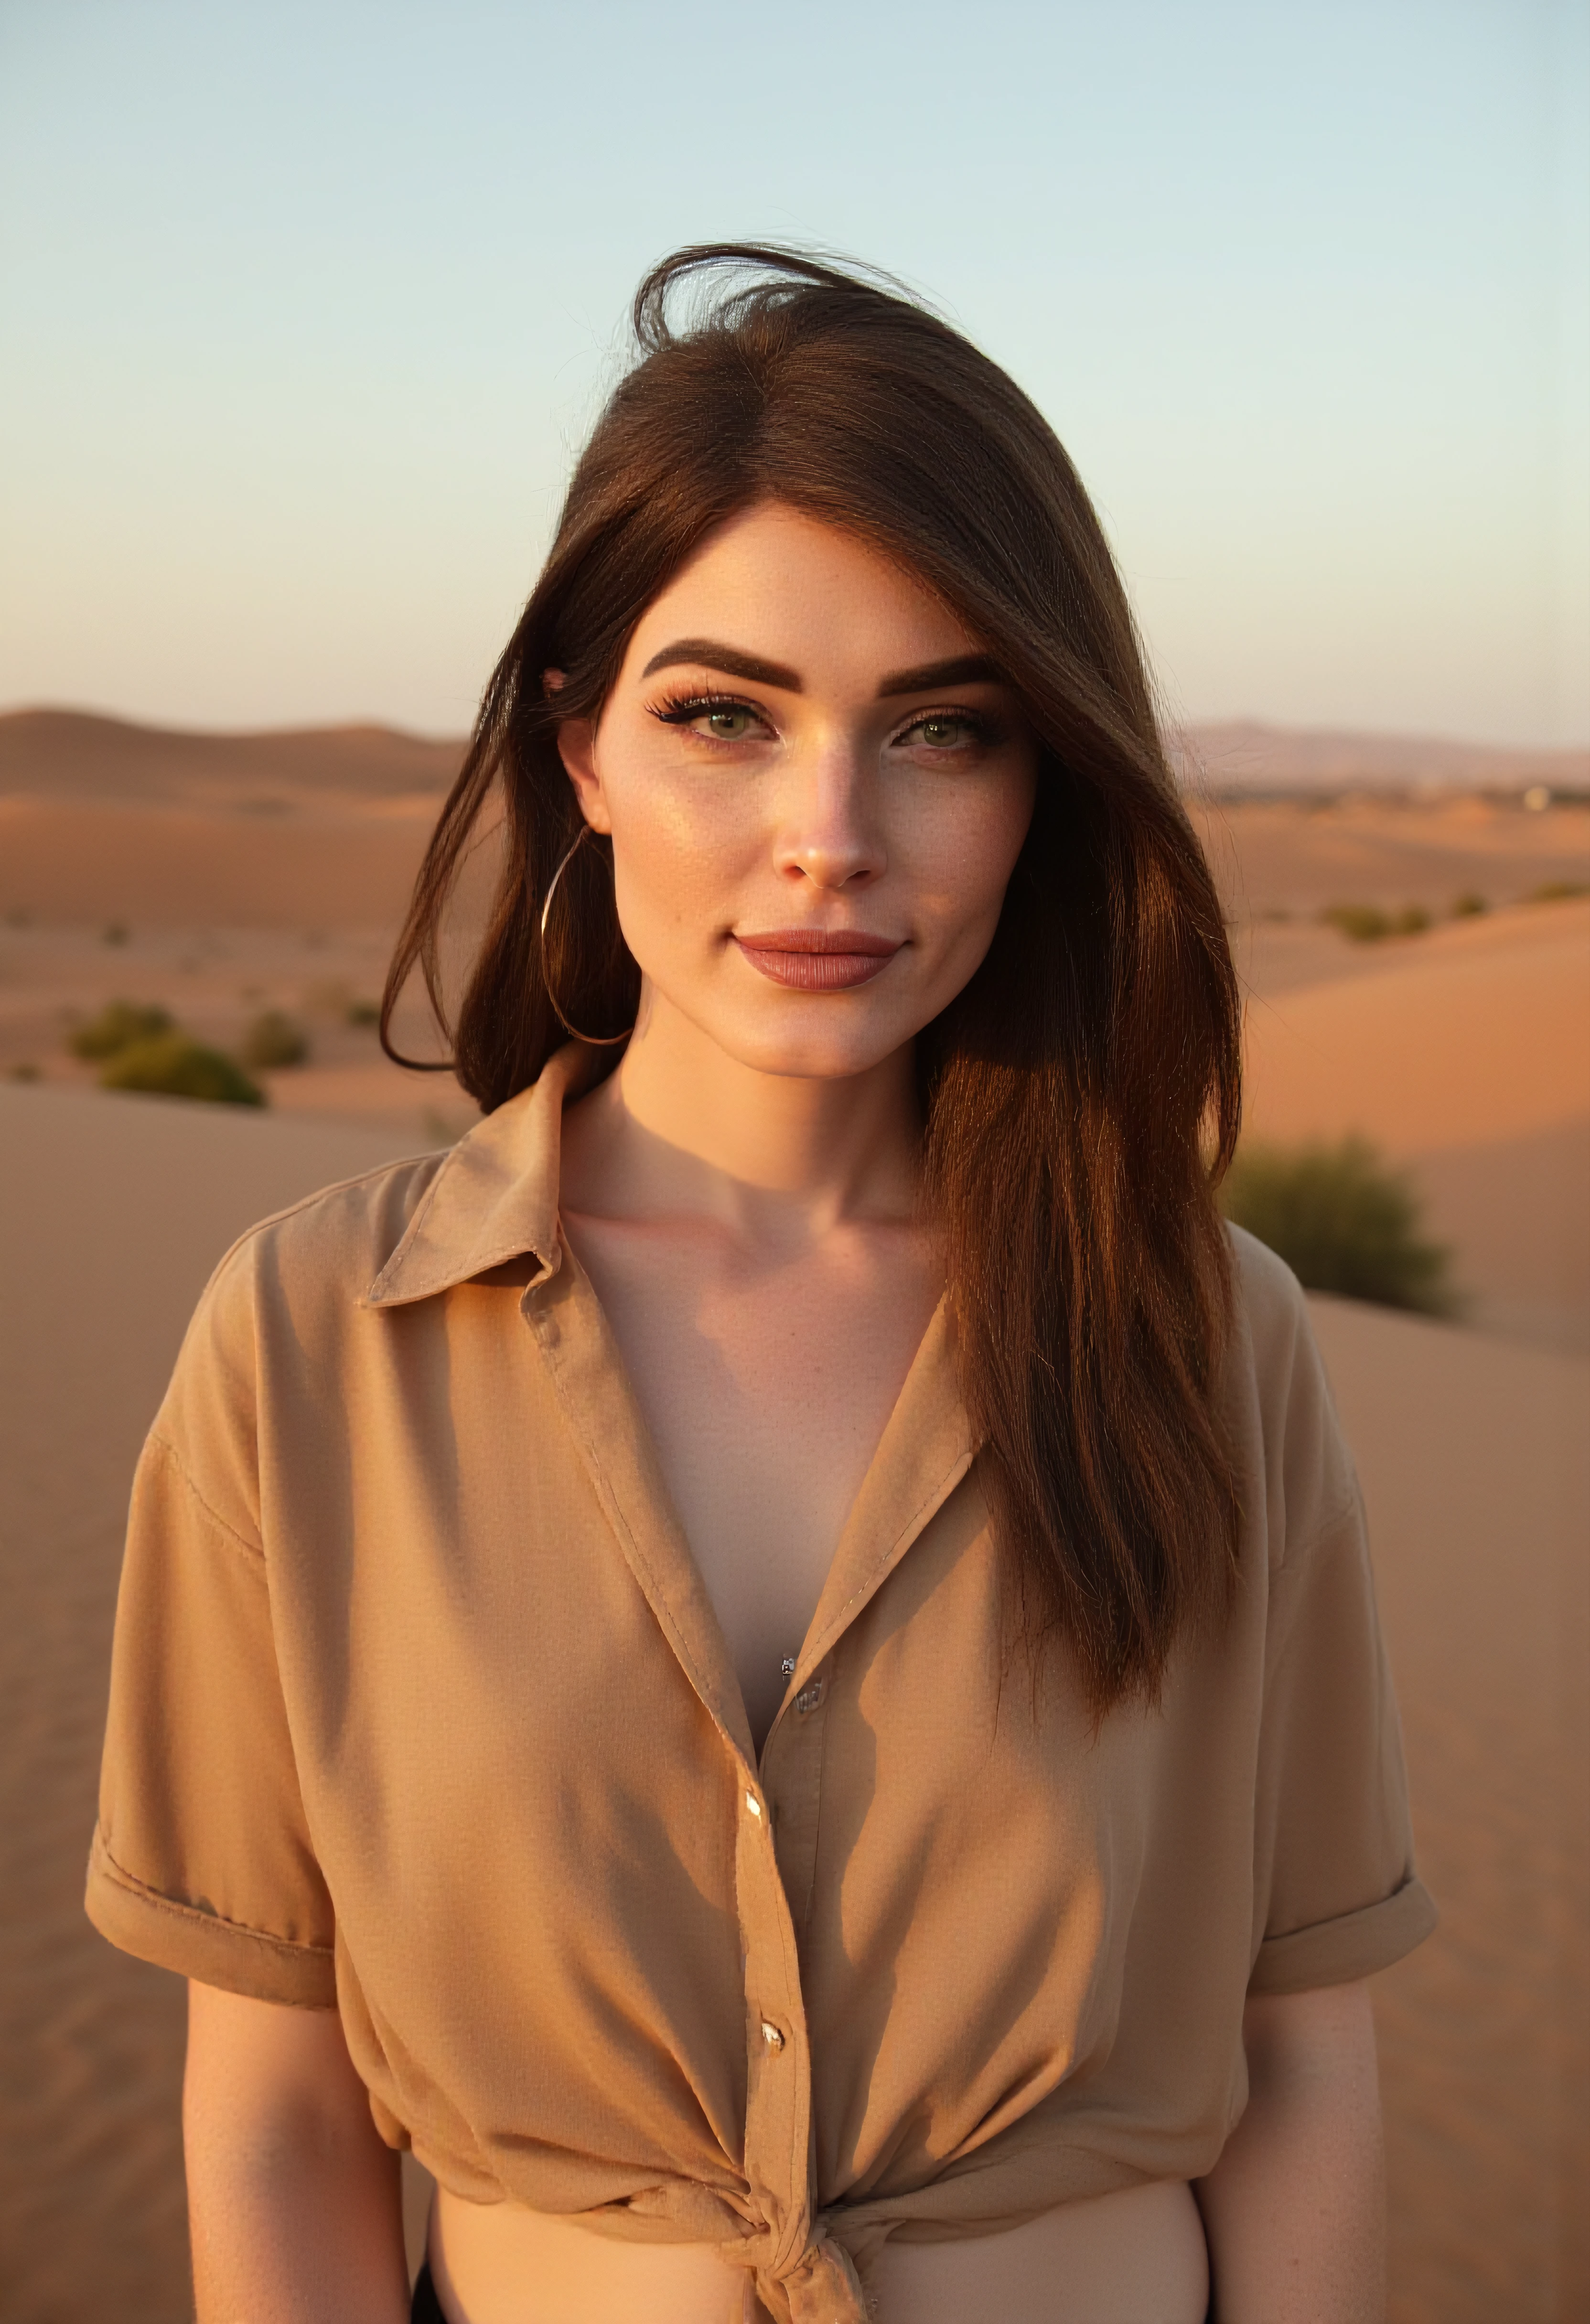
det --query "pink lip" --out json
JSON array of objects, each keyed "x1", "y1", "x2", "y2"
[{"x1": 733, "y1": 928, "x2": 903, "y2": 991}]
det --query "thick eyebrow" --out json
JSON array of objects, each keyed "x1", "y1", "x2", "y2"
[
  {"x1": 637, "y1": 640, "x2": 1008, "y2": 700},
  {"x1": 639, "y1": 639, "x2": 803, "y2": 691},
  {"x1": 874, "y1": 654, "x2": 1005, "y2": 698}
]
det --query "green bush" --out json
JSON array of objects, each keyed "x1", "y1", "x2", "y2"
[
  {"x1": 1320, "y1": 902, "x2": 1430, "y2": 943},
  {"x1": 99, "y1": 1034, "x2": 265, "y2": 1108},
  {"x1": 1221, "y1": 1137, "x2": 1457, "y2": 1316},
  {"x1": 345, "y1": 997, "x2": 381, "y2": 1028},
  {"x1": 240, "y1": 1008, "x2": 310, "y2": 1068},
  {"x1": 1528, "y1": 881, "x2": 1589, "y2": 904},
  {"x1": 1450, "y1": 891, "x2": 1488, "y2": 918},
  {"x1": 70, "y1": 1000, "x2": 175, "y2": 1060}
]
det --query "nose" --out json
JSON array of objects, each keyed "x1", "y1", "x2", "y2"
[{"x1": 771, "y1": 733, "x2": 886, "y2": 892}]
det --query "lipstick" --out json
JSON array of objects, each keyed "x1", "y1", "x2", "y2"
[{"x1": 732, "y1": 928, "x2": 902, "y2": 991}]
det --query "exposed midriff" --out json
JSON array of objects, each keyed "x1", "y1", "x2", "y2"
[{"x1": 428, "y1": 2177, "x2": 1211, "y2": 2324}]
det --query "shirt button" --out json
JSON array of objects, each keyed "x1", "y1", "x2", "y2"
[
  {"x1": 780, "y1": 1655, "x2": 796, "y2": 1679},
  {"x1": 760, "y1": 2020, "x2": 785, "y2": 2053},
  {"x1": 744, "y1": 1790, "x2": 763, "y2": 1819}
]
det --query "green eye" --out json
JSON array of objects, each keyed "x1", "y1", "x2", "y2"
[
  {"x1": 902, "y1": 710, "x2": 999, "y2": 753},
  {"x1": 703, "y1": 707, "x2": 755, "y2": 739},
  {"x1": 653, "y1": 692, "x2": 768, "y2": 742},
  {"x1": 913, "y1": 715, "x2": 973, "y2": 749}
]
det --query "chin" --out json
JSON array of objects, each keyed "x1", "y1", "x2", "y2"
[{"x1": 708, "y1": 1008, "x2": 915, "y2": 1083}]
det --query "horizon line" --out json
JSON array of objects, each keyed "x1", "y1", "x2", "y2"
[{"x1": 1, "y1": 699, "x2": 1587, "y2": 764}]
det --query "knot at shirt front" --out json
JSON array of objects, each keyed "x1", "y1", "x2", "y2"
[{"x1": 735, "y1": 2224, "x2": 869, "y2": 2324}]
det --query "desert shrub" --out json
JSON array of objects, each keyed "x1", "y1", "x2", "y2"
[
  {"x1": 1221, "y1": 1137, "x2": 1456, "y2": 1316},
  {"x1": 240, "y1": 1008, "x2": 310, "y2": 1068},
  {"x1": 70, "y1": 1000, "x2": 175, "y2": 1060},
  {"x1": 346, "y1": 998, "x2": 381, "y2": 1027},
  {"x1": 1528, "y1": 881, "x2": 1589, "y2": 904},
  {"x1": 102, "y1": 922, "x2": 129, "y2": 946},
  {"x1": 1320, "y1": 902, "x2": 1430, "y2": 942},
  {"x1": 1320, "y1": 904, "x2": 1391, "y2": 942},
  {"x1": 1450, "y1": 891, "x2": 1488, "y2": 918},
  {"x1": 99, "y1": 1034, "x2": 265, "y2": 1108}
]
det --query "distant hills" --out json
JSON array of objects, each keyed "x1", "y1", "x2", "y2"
[
  {"x1": 1175, "y1": 721, "x2": 1590, "y2": 798},
  {"x1": 0, "y1": 705, "x2": 1585, "y2": 803},
  {"x1": 0, "y1": 710, "x2": 462, "y2": 929},
  {"x1": 0, "y1": 709, "x2": 464, "y2": 804}
]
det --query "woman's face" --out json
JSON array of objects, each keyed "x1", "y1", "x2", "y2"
[{"x1": 555, "y1": 501, "x2": 1037, "y2": 1082}]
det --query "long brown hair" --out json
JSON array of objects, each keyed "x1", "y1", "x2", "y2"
[{"x1": 385, "y1": 246, "x2": 1243, "y2": 1712}]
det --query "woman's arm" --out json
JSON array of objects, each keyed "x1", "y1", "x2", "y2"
[
  {"x1": 184, "y1": 1980, "x2": 410, "y2": 2324},
  {"x1": 1194, "y1": 1980, "x2": 1386, "y2": 2324}
]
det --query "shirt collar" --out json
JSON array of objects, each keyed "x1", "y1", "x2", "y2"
[{"x1": 363, "y1": 1043, "x2": 602, "y2": 1309}]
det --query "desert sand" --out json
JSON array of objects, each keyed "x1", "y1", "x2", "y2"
[
  {"x1": 0, "y1": 1094, "x2": 424, "y2": 2318},
  {"x1": 1311, "y1": 1298, "x2": 1589, "y2": 2321},
  {"x1": 1, "y1": 710, "x2": 1587, "y2": 2319},
  {"x1": 1236, "y1": 900, "x2": 1590, "y2": 1352}
]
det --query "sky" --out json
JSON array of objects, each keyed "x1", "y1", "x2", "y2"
[{"x1": 1, "y1": 0, "x2": 1587, "y2": 747}]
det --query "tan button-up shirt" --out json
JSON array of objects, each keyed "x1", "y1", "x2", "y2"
[{"x1": 87, "y1": 1048, "x2": 1434, "y2": 2322}]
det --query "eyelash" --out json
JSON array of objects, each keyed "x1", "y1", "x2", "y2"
[
  {"x1": 648, "y1": 689, "x2": 1004, "y2": 749},
  {"x1": 651, "y1": 689, "x2": 759, "y2": 732}
]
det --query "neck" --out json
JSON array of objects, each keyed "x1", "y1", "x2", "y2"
[{"x1": 561, "y1": 987, "x2": 923, "y2": 1243}]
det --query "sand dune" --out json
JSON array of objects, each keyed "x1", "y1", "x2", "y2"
[
  {"x1": 0, "y1": 915, "x2": 478, "y2": 1146},
  {"x1": 1238, "y1": 900, "x2": 1590, "y2": 1350},
  {"x1": 1409, "y1": 1122, "x2": 1590, "y2": 1354},
  {"x1": 0, "y1": 1089, "x2": 425, "y2": 2320},
  {"x1": 1243, "y1": 900, "x2": 1590, "y2": 1152},
  {"x1": 1190, "y1": 791, "x2": 1590, "y2": 923},
  {"x1": 0, "y1": 707, "x2": 463, "y2": 802},
  {"x1": 0, "y1": 795, "x2": 444, "y2": 930},
  {"x1": 2, "y1": 1080, "x2": 1586, "y2": 2321},
  {"x1": 0, "y1": 708, "x2": 459, "y2": 933},
  {"x1": 1312, "y1": 1298, "x2": 1589, "y2": 2323}
]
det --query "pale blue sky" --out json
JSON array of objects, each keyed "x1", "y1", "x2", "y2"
[{"x1": 2, "y1": 0, "x2": 1586, "y2": 744}]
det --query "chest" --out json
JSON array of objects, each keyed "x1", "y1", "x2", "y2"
[{"x1": 559, "y1": 1214, "x2": 940, "y2": 1743}]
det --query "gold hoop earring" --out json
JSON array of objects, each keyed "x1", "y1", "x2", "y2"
[{"x1": 539, "y1": 828, "x2": 632, "y2": 1047}]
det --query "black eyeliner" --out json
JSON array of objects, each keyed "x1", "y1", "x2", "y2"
[
  {"x1": 649, "y1": 688, "x2": 763, "y2": 727},
  {"x1": 891, "y1": 706, "x2": 1006, "y2": 746}
]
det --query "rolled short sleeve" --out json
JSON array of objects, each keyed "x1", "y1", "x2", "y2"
[
  {"x1": 1246, "y1": 1367, "x2": 1436, "y2": 1995},
  {"x1": 85, "y1": 1258, "x2": 336, "y2": 2006}
]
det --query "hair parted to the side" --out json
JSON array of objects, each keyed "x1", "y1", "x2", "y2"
[{"x1": 383, "y1": 243, "x2": 1244, "y2": 1713}]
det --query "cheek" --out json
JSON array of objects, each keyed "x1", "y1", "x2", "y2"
[
  {"x1": 912, "y1": 770, "x2": 1036, "y2": 927},
  {"x1": 603, "y1": 775, "x2": 757, "y2": 953}
]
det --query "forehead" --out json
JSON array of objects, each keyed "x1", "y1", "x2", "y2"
[{"x1": 621, "y1": 502, "x2": 981, "y2": 685}]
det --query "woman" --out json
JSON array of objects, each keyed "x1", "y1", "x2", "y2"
[{"x1": 88, "y1": 247, "x2": 1433, "y2": 2324}]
